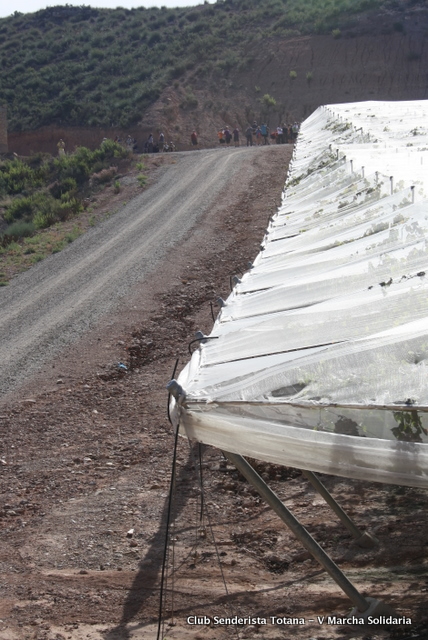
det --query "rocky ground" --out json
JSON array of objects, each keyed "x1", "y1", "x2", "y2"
[{"x1": 0, "y1": 143, "x2": 427, "y2": 640}]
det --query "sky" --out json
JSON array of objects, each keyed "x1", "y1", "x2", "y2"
[{"x1": 0, "y1": 0, "x2": 211, "y2": 19}]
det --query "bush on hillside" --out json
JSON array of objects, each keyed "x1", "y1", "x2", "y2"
[
  {"x1": 3, "y1": 220, "x2": 36, "y2": 238},
  {"x1": 261, "y1": 93, "x2": 277, "y2": 108},
  {"x1": 0, "y1": 141, "x2": 129, "y2": 233}
]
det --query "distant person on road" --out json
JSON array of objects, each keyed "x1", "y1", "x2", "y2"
[
  {"x1": 159, "y1": 132, "x2": 165, "y2": 151},
  {"x1": 57, "y1": 139, "x2": 65, "y2": 157},
  {"x1": 260, "y1": 123, "x2": 269, "y2": 145},
  {"x1": 191, "y1": 130, "x2": 198, "y2": 146},
  {"x1": 147, "y1": 133, "x2": 154, "y2": 153},
  {"x1": 276, "y1": 126, "x2": 283, "y2": 144},
  {"x1": 245, "y1": 126, "x2": 253, "y2": 147},
  {"x1": 283, "y1": 124, "x2": 289, "y2": 144},
  {"x1": 125, "y1": 134, "x2": 134, "y2": 150},
  {"x1": 233, "y1": 126, "x2": 240, "y2": 147},
  {"x1": 255, "y1": 126, "x2": 262, "y2": 145},
  {"x1": 252, "y1": 120, "x2": 258, "y2": 144},
  {"x1": 218, "y1": 129, "x2": 225, "y2": 145},
  {"x1": 224, "y1": 127, "x2": 232, "y2": 146},
  {"x1": 292, "y1": 122, "x2": 299, "y2": 141}
]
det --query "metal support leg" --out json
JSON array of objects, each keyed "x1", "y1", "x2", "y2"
[
  {"x1": 223, "y1": 451, "x2": 393, "y2": 616},
  {"x1": 301, "y1": 470, "x2": 378, "y2": 549}
]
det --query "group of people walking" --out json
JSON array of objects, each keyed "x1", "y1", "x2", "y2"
[
  {"x1": 87, "y1": 121, "x2": 299, "y2": 156},
  {"x1": 142, "y1": 132, "x2": 176, "y2": 153},
  {"x1": 244, "y1": 121, "x2": 299, "y2": 146},
  {"x1": 213, "y1": 121, "x2": 299, "y2": 148},
  {"x1": 217, "y1": 126, "x2": 241, "y2": 147}
]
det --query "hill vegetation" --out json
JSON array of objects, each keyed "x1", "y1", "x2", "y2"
[
  {"x1": 0, "y1": 0, "x2": 416, "y2": 131},
  {"x1": 0, "y1": 140, "x2": 130, "y2": 246}
]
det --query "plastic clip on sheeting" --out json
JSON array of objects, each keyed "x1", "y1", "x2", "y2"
[{"x1": 166, "y1": 379, "x2": 186, "y2": 402}]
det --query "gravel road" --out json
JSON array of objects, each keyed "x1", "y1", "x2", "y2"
[{"x1": 0, "y1": 147, "x2": 254, "y2": 396}]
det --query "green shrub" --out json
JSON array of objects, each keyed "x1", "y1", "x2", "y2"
[
  {"x1": 98, "y1": 138, "x2": 130, "y2": 159},
  {"x1": 32, "y1": 195, "x2": 62, "y2": 228},
  {"x1": 57, "y1": 198, "x2": 82, "y2": 220},
  {"x1": 148, "y1": 31, "x2": 161, "y2": 45},
  {"x1": 52, "y1": 240, "x2": 66, "y2": 253},
  {"x1": 4, "y1": 190, "x2": 81, "y2": 229},
  {"x1": 55, "y1": 148, "x2": 92, "y2": 185},
  {"x1": 49, "y1": 176, "x2": 78, "y2": 199},
  {"x1": 179, "y1": 91, "x2": 198, "y2": 109},
  {"x1": 3, "y1": 195, "x2": 34, "y2": 222},
  {"x1": 4, "y1": 220, "x2": 36, "y2": 237},
  {"x1": 64, "y1": 225, "x2": 82, "y2": 243},
  {"x1": 261, "y1": 93, "x2": 276, "y2": 107},
  {"x1": 332, "y1": 28, "x2": 341, "y2": 39},
  {"x1": 30, "y1": 253, "x2": 45, "y2": 264},
  {"x1": 0, "y1": 159, "x2": 40, "y2": 195},
  {"x1": 90, "y1": 166, "x2": 118, "y2": 186},
  {"x1": 186, "y1": 10, "x2": 199, "y2": 22},
  {"x1": 289, "y1": 70, "x2": 297, "y2": 79}
]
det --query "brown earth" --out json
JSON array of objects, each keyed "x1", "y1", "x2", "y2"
[{"x1": 1, "y1": 144, "x2": 428, "y2": 640}]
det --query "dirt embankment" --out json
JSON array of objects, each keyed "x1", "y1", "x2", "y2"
[{"x1": 1, "y1": 143, "x2": 427, "y2": 640}]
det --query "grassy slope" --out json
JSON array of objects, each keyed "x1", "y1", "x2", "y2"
[{"x1": 0, "y1": 0, "x2": 403, "y2": 132}]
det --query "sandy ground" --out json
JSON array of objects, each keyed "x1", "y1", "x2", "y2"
[{"x1": 0, "y1": 144, "x2": 427, "y2": 640}]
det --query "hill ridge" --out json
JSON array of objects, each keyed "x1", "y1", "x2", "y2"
[{"x1": 0, "y1": 0, "x2": 427, "y2": 143}]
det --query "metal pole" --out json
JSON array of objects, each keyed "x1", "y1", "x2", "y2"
[
  {"x1": 223, "y1": 451, "x2": 369, "y2": 613},
  {"x1": 301, "y1": 470, "x2": 377, "y2": 548}
]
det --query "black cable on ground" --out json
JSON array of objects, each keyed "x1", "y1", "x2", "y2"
[
  {"x1": 189, "y1": 442, "x2": 241, "y2": 640},
  {"x1": 156, "y1": 423, "x2": 180, "y2": 640},
  {"x1": 198, "y1": 443, "x2": 204, "y2": 522}
]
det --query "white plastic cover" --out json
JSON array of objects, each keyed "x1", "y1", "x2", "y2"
[{"x1": 170, "y1": 101, "x2": 428, "y2": 488}]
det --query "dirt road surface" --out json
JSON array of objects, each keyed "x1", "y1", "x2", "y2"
[
  {"x1": 0, "y1": 147, "x2": 252, "y2": 398},
  {"x1": 1, "y1": 144, "x2": 427, "y2": 640}
]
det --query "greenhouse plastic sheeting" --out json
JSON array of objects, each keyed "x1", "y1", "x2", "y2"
[{"x1": 169, "y1": 101, "x2": 428, "y2": 488}]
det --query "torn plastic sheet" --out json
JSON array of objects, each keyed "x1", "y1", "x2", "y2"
[{"x1": 169, "y1": 100, "x2": 428, "y2": 487}]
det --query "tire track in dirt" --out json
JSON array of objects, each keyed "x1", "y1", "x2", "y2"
[{"x1": 0, "y1": 147, "x2": 255, "y2": 397}]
